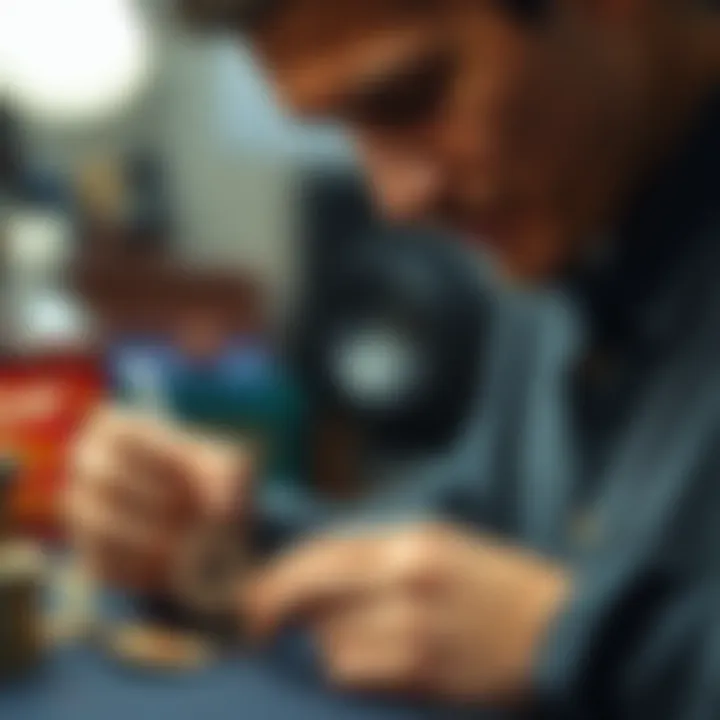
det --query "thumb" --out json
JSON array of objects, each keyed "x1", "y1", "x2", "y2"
[{"x1": 187, "y1": 439, "x2": 256, "y2": 521}]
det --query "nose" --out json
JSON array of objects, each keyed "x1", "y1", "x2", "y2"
[{"x1": 357, "y1": 138, "x2": 442, "y2": 224}]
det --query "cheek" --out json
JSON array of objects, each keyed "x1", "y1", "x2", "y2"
[
  {"x1": 447, "y1": 12, "x2": 534, "y2": 155},
  {"x1": 449, "y1": 12, "x2": 597, "y2": 192},
  {"x1": 508, "y1": 31, "x2": 615, "y2": 199}
]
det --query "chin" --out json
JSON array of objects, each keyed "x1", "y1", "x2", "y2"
[
  {"x1": 503, "y1": 247, "x2": 570, "y2": 284},
  {"x1": 449, "y1": 219, "x2": 568, "y2": 284},
  {"x1": 478, "y1": 236, "x2": 566, "y2": 285}
]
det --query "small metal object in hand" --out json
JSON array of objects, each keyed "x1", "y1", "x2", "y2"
[{"x1": 170, "y1": 522, "x2": 247, "y2": 640}]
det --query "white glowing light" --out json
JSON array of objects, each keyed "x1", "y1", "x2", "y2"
[
  {"x1": 16, "y1": 290, "x2": 92, "y2": 347},
  {"x1": 0, "y1": 48, "x2": 8, "y2": 101},
  {"x1": 0, "y1": 0, "x2": 153, "y2": 124},
  {"x1": 332, "y1": 324, "x2": 425, "y2": 408}
]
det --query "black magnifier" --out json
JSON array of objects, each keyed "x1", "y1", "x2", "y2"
[{"x1": 295, "y1": 227, "x2": 489, "y2": 456}]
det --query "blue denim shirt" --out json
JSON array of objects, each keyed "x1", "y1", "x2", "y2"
[{"x1": 257, "y1": 89, "x2": 720, "y2": 719}]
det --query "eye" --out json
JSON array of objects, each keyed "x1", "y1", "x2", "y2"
[{"x1": 344, "y1": 50, "x2": 454, "y2": 130}]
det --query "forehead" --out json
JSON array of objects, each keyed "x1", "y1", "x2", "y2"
[{"x1": 252, "y1": 0, "x2": 444, "y2": 115}]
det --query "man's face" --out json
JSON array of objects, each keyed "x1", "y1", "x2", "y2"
[{"x1": 252, "y1": 0, "x2": 650, "y2": 280}]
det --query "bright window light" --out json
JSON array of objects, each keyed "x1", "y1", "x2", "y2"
[{"x1": 0, "y1": 0, "x2": 153, "y2": 124}]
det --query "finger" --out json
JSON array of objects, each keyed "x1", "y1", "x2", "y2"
[
  {"x1": 110, "y1": 418, "x2": 250, "y2": 522},
  {"x1": 74, "y1": 443, "x2": 181, "y2": 522},
  {"x1": 317, "y1": 599, "x2": 435, "y2": 693},
  {"x1": 245, "y1": 536, "x2": 386, "y2": 640},
  {"x1": 71, "y1": 413, "x2": 179, "y2": 504},
  {"x1": 181, "y1": 438, "x2": 253, "y2": 521},
  {"x1": 110, "y1": 428, "x2": 196, "y2": 511},
  {"x1": 69, "y1": 500, "x2": 175, "y2": 593},
  {"x1": 77, "y1": 534, "x2": 169, "y2": 593},
  {"x1": 77, "y1": 407, "x2": 253, "y2": 520},
  {"x1": 66, "y1": 486, "x2": 175, "y2": 562},
  {"x1": 245, "y1": 524, "x2": 455, "y2": 641},
  {"x1": 325, "y1": 642, "x2": 420, "y2": 693},
  {"x1": 317, "y1": 592, "x2": 430, "y2": 639}
]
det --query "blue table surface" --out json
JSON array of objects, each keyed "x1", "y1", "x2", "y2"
[{"x1": 0, "y1": 635, "x2": 479, "y2": 720}]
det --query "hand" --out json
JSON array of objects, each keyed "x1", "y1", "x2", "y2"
[
  {"x1": 64, "y1": 405, "x2": 252, "y2": 593},
  {"x1": 245, "y1": 525, "x2": 569, "y2": 707}
]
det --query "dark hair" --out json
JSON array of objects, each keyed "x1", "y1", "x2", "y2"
[
  {"x1": 178, "y1": 0, "x2": 279, "y2": 31},
  {"x1": 179, "y1": 0, "x2": 549, "y2": 32},
  {"x1": 501, "y1": 0, "x2": 550, "y2": 21}
]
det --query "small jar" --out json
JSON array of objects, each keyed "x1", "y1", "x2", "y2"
[{"x1": 0, "y1": 542, "x2": 46, "y2": 681}]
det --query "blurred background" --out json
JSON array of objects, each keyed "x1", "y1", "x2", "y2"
[{"x1": 0, "y1": 0, "x2": 376, "y2": 537}]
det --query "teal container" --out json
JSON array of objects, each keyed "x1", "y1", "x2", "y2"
[
  {"x1": 114, "y1": 360, "x2": 312, "y2": 489},
  {"x1": 171, "y1": 367, "x2": 312, "y2": 488}
]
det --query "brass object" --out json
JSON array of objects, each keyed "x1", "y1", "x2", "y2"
[
  {"x1": 103, "y1": 623, "x2": 216, "y2": 671},
  {"x1": 73, "y1": 154, "x2": 128, "y2": 226}
]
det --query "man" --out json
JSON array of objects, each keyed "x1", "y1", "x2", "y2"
[{"x1": 66, "y1": 0, "x2": 720, "y2": 716}]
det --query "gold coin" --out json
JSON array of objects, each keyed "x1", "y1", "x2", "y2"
[{"x1": 104, "y1": 624, "x2": 215, "y2": 671}]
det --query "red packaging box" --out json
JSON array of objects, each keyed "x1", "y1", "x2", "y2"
[{"x1": 0, "y1": 355, "x2": 105, "y2": 538}]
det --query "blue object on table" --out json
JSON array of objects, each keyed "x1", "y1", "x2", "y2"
[{"x1": 106, "y1": 337, "x2": 314, "y2": 487}]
